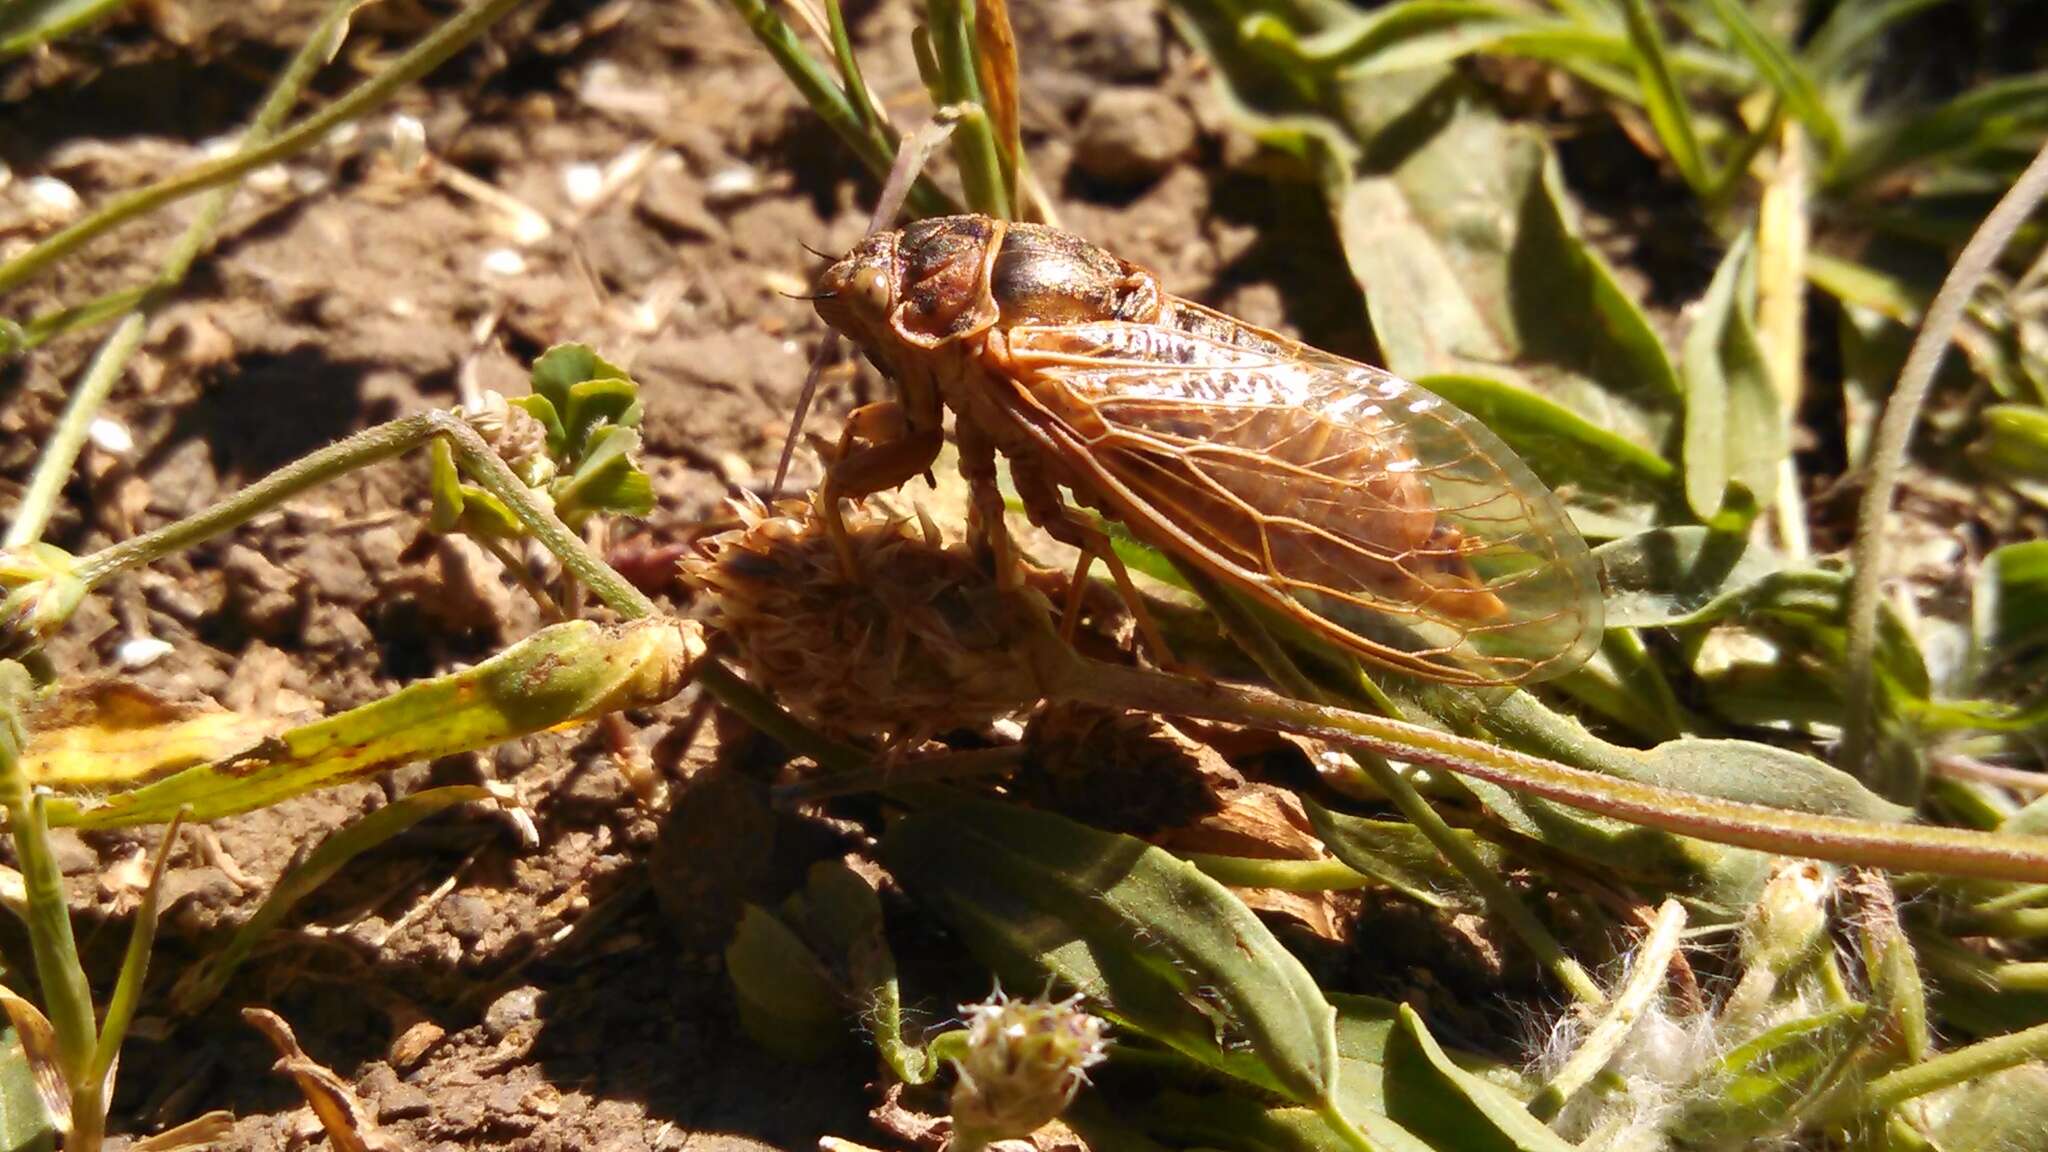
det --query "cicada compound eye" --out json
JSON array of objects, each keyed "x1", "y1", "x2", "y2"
[{"x1": 850, "y1": 265, "x2": 893, "y2": 316}]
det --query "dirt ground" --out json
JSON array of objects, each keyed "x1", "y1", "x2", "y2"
[{"x1": 0, "y1": 1, "x2": 1428, "y2": 1148}]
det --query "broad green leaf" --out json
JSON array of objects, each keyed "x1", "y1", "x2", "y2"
[
  {"x1": 1302, "y1": 797, "x2": 1500, "y2": 909},
  {"x1": 724, "y1": 904, "x2": 852, "y2": 1062},
  {"x1": 1682, "y1": 231, "x2": 1784, "y2": 521},
  {"x1": 1382, "y1": 1004, "x2": 1571, "y2": 1152},
  {"x1": 1421, "y1": 374, "x2": 1678, "y2": 502},
  {"x1": 1553, "y1": 630, "x2": 1690, "y2": 742},
  {"x1": 561, "y1": 377, "x2": 644, "y2": 454},
  {"x1": 882, "y1": 798, "x2": 1340, "y2": 1108},
  {"x1": 1127, "y1": 1090, "x2": 1438, "y2": 1152},
  {"x1": 1973, "y1": 539, "x2": 2048, "y2": 698},
  {"x1": 0, "y1": 1028, "x2": 54, "y2": 1152},
  {"x1": 41, "y1": 618, "x2": 702, "y2": 828},
  {"x1": 171, "y1": 787, "x2": 489, "y2": 1014},
  {"x1": 1705, "y1": 0, "x2": 1840, "y2": 159},
  {"x1": 0, "y1": 0, "x2": 125, "y2": 58},
  {"x1": 1335, "y1": 97, "x2": 1679, "y2": 458}
]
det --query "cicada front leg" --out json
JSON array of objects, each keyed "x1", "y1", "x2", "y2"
[{"x1": 820, "y1": 399, "x2": 944, "y2": 578}]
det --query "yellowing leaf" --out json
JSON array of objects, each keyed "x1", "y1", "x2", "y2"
[{"x1": 21, "y1": 682, "x2": 292, "y2": 793}]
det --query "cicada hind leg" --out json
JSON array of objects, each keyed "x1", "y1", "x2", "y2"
[
  {"x1": 1005, "y1": 451, "x2": 1180, "y2": 672},
  {"x1": 819, "y1": 400, "x2": 944, "y2": 578}
]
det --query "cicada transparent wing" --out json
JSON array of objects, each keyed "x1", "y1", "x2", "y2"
[{"x1": 996, "y1": 321, "x2": 1604, "y2": 685}]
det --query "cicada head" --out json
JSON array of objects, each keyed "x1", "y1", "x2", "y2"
[{"x1": 815, "y1": 216, "x2": 1005, "y2": 358}]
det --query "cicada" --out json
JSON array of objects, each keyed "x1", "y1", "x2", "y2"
[{"x1": 806, "y1": 215, "x2": 1602, "y2": 686}]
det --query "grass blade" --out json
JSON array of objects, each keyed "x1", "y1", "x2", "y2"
[{"x1": 1619, "y1": 0, "x2": 1712, "y2": 194}]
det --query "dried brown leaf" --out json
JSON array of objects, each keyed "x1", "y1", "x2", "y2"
[{"x1": 243, "y1": 1008, "x2": 400, "y2": 1152}]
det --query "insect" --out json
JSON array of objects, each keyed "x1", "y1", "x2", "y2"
[{"x1": 805, "y1": 215, "x2": 1603, "y2": 686}]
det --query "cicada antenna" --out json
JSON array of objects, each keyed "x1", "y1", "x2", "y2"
[{"x1": 771, "y1": 109, "x2": 970, "y2": 498}]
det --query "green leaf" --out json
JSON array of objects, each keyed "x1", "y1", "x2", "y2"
[
  {"x1": 1383, "y1": 1004, "x2": 1572, "y2": 1152},
  {"x1": 0, "y1": 1028, "x2": 54, "y2": 1152},
  {"x1": 1618, "y1": 0, "x2": 1712, "y2": 193},
  {"x1": 1683, "y1": 1004, "x2": 1872, "y2": 1143},
  {"x1": 1594, "y1": 525, "x2": 1781, "y2": 628},
  {"x1": 41, "y1": 618, "x2": 700, "y2": 828},
  {"x1": 1802, "y1": 0, "x2": 1952, "y2": 78},
  {"x1": 1681, "y1": 231, "x2": 1785, "y2": 520},
  {"x1": 1972, "y1": 403, "x2": 2048, "y2": 488},
  {"x1": 1834, "y1": 73, "x2": 2048, "y2": 188},
  {"x1": 530, "y1": 343, "x2": 629, "y2": 418},
  {"x1": 882, "y1": 798, "x2": 1340, "y2": 1107},
  {"x1": 1336, "y1": 102, "x2": 1679, "y2": 458},
  {"x1": 170, "y1": 787, "x2": 489, "y2": 1014},
  {"x1": 553, "y1": 426, "x2": 655, "y2": 526},
  {"x1": 561, "y1": 377, "x2": 644, "y2": 454},
  {"x1": 1974, "y1": 539, "x2": 2048, "y2": 693},
  {"x1": 724, "y1": 904, "x2": 849, "y2": 1062},
  {"x1": 788, "y1": 860, "x2": 928, "y2": 1082},
  {"x1": 0, "y1": 0, "x2": 126, "y2": 58},
  {"x1": 509, "y1": 394, "x2": 568, "y2": 457},
  {"x1": 1421, "y1": 374, "x2": 1678, "y2": 502},
  {"x1": 1302, "y1": 797, "x2": 1502, "y2": 909},
  {"x1": 1927, "y1": 1063, "x2": 2048, "y2": 1152},
  {"x1": 1705, "y1": 0, "x2": 1840, "y2": 159}
]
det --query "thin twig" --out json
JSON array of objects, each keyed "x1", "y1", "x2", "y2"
[{"x1": 1841, "y1": 141, "x2": 2048, "y2": 793}]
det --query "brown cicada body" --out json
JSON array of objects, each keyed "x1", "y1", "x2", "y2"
[{"x1": 809, "y1": 215, "x2": 1603, "y2": 686}]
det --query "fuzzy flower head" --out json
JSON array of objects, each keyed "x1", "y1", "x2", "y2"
[
  {"x1": 948, "y1": 987, "x2": 1110, "y2": 1142},
  {"x1": 679, "y1": 494, "x2": 1049, "y2": 739}
]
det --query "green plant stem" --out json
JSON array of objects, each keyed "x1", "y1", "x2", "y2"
[
  {"x1": 925, "y1": 0, "x2": 1009, "y2": 217},
  {"x1": 1027, "y1": 643, "x2": 2048, "y2": 883},
  {"x1": 2, "y1": 0, "x2": 358, "y2": 549},
  {"x1": 0, "y1": 668, "x2": 96, "y2": 1094},
  {"x1": 721, "y1": 0, "x2": 953, "y2": 218},
  {"x1": 1181, "y1": 853, "x2": 1378, "y2": 892},
  {"x1": 1861, "y1": 1020, "x2": 2048, "y2": 1112},
  {"x1": 1171, "y1": 565, "x2": 1603, "y2": 1005},
  {"x1": 0, "y1": 0, "x2": 529, "y2": 301},
  {"x1": 6, "y1": 314, "x2": 144, "y2": 550},
  {"x1": 1841, "y1": 140, "x2": 2048, "y2": 792},
  {"x1": 88, "y1": 810, "x2": 183, "y2": 1091},
  {"x1": 824, "y1": 0, "x2": 883, "y2": 134}
]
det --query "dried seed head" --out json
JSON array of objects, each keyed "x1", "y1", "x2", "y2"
[
  {"x1": 466, "y1": 391, "x2": 553, "y2": 480},
  {"x1": 948, "y1": 987, "x2": 1108, "y2": 1142},
  {"x1": 679, "y1": 494, "x2": 1049, "y2": 738}
]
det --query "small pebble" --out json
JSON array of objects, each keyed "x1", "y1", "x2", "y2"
[
  {"x1": 87, "y1": 417, "x2": 134, "y2": 455},
  {"x1": 481, "y1": 248, "x2": 528, "y2": 277},
  {"x1": 116, "y1": 635, "x2": 174, "y2": 669},
  {"x1": 483, "y1": 985, "x2": 543, "y2": 1040},
  {"x1": 1072, "y1": 87, "x2": 1198, "y2": 185}
]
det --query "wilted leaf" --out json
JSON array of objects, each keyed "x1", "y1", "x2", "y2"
[
  {"x1": 173, "y1": 788, "x2": 490, "y2": 1014},
  {"x1": 43, "y1": 618, "x2": 703, "y2": 828},
  {"x1": 1682, "y1": 231, "x2": 1784, "y2": 521},
  {"x1": 21, "y1": 681, "x2": 290, "y2": 793},
  {"x1": 882, "y1": 798, "x2": 1339, "y2": 1108},
  {"x1": 243, "y1": 1008, "x2": 395, "y2": 1152},
  {"x1": 1382, "y1": 1004, "x2": 1571, "y2": 1152}
]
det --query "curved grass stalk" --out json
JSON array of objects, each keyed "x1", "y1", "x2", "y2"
[{"x1": 1840, "y1": 140, "x2": 2048, "y2": 792}]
